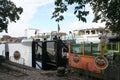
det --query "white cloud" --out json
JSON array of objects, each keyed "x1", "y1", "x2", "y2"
[
  {"x1": 11, "y1": 0, "x2": 54, "y2": 23},
  {"x1": 0, "y1": 0, "x2": 54, "y2": 37}
]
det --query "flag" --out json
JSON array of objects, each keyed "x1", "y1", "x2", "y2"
[{"x1": 58, "y1": 24, "x2": 60, "y2": 32}]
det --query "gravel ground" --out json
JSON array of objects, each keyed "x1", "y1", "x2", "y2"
[{"x1": 0, "y1": 62, "x2": 82, "y2": 80}]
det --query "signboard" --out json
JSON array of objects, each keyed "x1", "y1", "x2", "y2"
[
  {"x1": 94, "y1": 56, "x2": 108, "y2": 70},
  {"x1": 73, "y1": 55, "x2": 80, "y2": 63},
  {"x1": 14, "y1": 51, "x2": 21, "y2": 60}
]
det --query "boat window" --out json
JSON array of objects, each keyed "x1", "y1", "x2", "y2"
[
  {"x1": 91, "y1": 30, "x2": 95, "y2": 34},
  {"x1": 84, "y1": 43, "x2": 91, "y2": 55},
  {"x1": 86, "y1": 30, "x2": 90, "y2": 34},
  {"x1": 100, "y1": 30, "x2": 103, "y2": 34},
  {"x1": 92, "y1": 43, "x2": 100, "y2": 56},
  {"x1": 92, "y1": 43, "x2": 99, "y2": 51},
  {"x1": 107, "y1": 42, "x2": 118, "y2": 50},
  {"x1": 96, "y1": 29, "x2": 99, "y2": 34},
  {"x1": 80, "y1": 31, "x2": 85, "y2": 35},
  {"x1": 70, "y1": 44, "x2": 81, "y2": 54}
]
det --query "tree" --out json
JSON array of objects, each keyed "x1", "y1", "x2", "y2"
[
  {"x1": 52, "y1": 0, "x2": 120, "y2": 32},
  {"x1": 0, "y1": 0, "x2": 23, "y2": 33}
]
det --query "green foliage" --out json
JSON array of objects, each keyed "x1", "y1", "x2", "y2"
[
  {"x1": 52, "y1": 0, "x2": 120, "y2": 32},
  {"x1": 0, "y1": 0, "x2": 23, "y2": 33},
  {"x1": 91, "y1": 0, "x2": 120, "y2": 32},
  {"x1": 52, "y1": 0, "x2": 89, "y2": 22}
]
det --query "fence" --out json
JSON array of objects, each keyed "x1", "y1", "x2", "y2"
[{"x1": 70, "y1": 61, "x2": 120, "y2": 80}]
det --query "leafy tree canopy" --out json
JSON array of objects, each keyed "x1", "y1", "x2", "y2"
[
  {"x1": 0, "y1": 0, "x2": 23, "y2": 33},
  {"x1": 52, "y1": 0, "x2": 120, "y2": 33}
]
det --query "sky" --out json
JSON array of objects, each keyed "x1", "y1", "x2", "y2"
[{"x1": 0, "y1": 0, "x2": 105, "y2": 37}]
